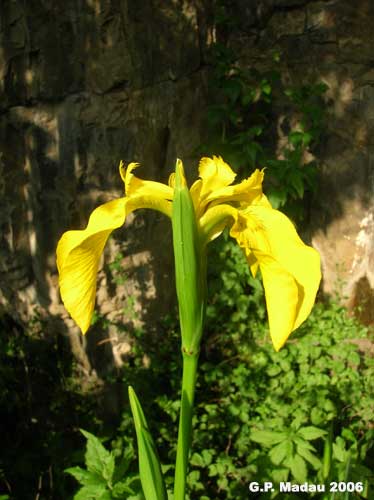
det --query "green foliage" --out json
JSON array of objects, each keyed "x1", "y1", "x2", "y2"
[
  {"x1": 0, "y1": 312, "x2": 105, "y2": 499},
  {"x1": 171, "y1": 297, "x2": 373, "y2": 499},
  {"x1": 202, "y1": 10, "x2": 328, "y2": 220},
  {"x1": 66, "y1": 430, "x2": 142, "y2": 500},
  {"x1": 2, "y1": 259, "x2": 373, "y2": 500},
  {"x1": 108, "y1": 252, "x2": 129, "y2": 286},
  {"x1": 95, "y1": 254, "x2": 373, "y2": 500}
]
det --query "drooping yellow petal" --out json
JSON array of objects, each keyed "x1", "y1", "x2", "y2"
[
  {"x1": 230, "y1": 207, "x2": 321, "y2": 350},
  {"x1": 127, "y1": 194, "x2": 172, "y2": 218},
  {"x1": 57, "y1": 193, "x2": 172, "y2": 334},
  {"x1": 120, "y1": 161, "x2": 173, "y2": 200},
  {"x1": 57, "y1": 198, "x2": 128, "y2": 334}
]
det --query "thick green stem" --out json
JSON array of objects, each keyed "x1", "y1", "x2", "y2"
[
  {"x1": 174, "y1": 350, "x2": 199, "y2": 500},
  {"x1": 171, "y1": 160, "x2": 206, "y2": 499}
]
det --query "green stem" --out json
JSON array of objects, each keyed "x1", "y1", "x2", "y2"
[{"x1": 174, "y1": 350, "x2": 199, "y2": 500}]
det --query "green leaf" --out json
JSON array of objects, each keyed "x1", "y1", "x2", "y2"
[
  {"x1": 65, "y1": 467, "x2": 105, "y2": 487},
  {"x1": 267, "y1": 188, "x2": 288, "y2": 208},
  {"x1": 73, "y1": 484, "x2": 111, "y2": 500},
  {"x1": 296, "y1": 444, "x2": 322, "y2": 470},
  {"x1": 269, "y1": 440, "x2": 293, "y2": 465},
  {"x1": 112, "y1": 480, "x2": 136, "y2": 497},
  {"x1": 288, "y1": 131, "x2": 304, "y2": 147},
  {"x1": 128, "y1": 386, "x2": 167, "y2": 500},
  {"x1": 293, "y1": 436, "x2": 316, "y2": 452},
  {"x1": 190, "y1": 453, "x2": 204, "y2": 467},
  {"x1": 289, "y1": 454, "x2": 307, "y2": 483},
  {"x1": 112, "y1": 477, "x2": 143, "y2": 499},
  {"x1": 333, "y1": 441, "x2": 348, "y2": 463},
  {"x1": 271, "y1": 467, "x2": 289, "y2": 484},
  {"x1": 288, "y1": 170, "x2": 304, "y2": 198},
  {"x1": 261, "y1": 81, "x2": 272, "y2": 95},
  {"x1": 302, "y1": 132, "x2": 312, "y2": 145},
  {"x1": 250, "y1": 430, "x2": 287, "y2": 447},
  {"x1": 241, "y1": 90, "x2": 255, "y2": 106},
  {"x1": 297, "y1": 426, "x2": 327, "y2": 441},
  {"x1": 80, "y1": 430, "x2": 115, "y2": 483}
]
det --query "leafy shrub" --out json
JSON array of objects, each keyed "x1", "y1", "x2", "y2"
[{"x1": 66, "y1": 430, "x2": 142, "y2": 500}]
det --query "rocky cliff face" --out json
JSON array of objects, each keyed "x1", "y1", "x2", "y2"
[
  {"x1": 220, "y1": 0, "x2": 374, "y2": 325},
  {"x1": 0, "y1": 0, "x2": 373, "y2": 375},
  {"x1": 0, "y1": 0, "x2": 211, "y2": 372}
]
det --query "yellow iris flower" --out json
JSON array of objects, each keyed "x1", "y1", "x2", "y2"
[{"x1": 56, "y1": 156, "x2": 321, "y2": 351}]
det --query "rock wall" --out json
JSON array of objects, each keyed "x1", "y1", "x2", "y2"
[
  {"x1": 223, "y1": 0, "x2": 374, "y2": 325},
  {"x1": 0, "y1": 0, "x2": 373, "y2": 377},
  {"x1": 0, "y1": 0, "x2": 211, "y2": 373}
]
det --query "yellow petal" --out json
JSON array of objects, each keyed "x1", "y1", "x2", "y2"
[
  {"x1": 230, "y1": 207, "x2": 321, "y2": 350},
  {"x1": 199, "y1": 203, "x2": 237, "y2": 245},
  {"x1": 120, "y1": 161, "x2": 174, "y2": 200},
  {"x1": 198, "y1": 156, "x2": 237, "y2": 193},
  {"x1": 190, "y1": 156, "x2": 236, "y2": 214},
  {"x1": 127, "y1": 194, "x2": 172, "y2": 218},
  {"x1": 57, "y1": 198, "x2": 128, "y2": 334},
  {"x1": 206, "y1": 168, "x2": 266, "y2": 207},
  {"x1": 57, "y1": 192, "x2": 172, "y2": 334},
  {"x1": 168, "y1": 172, "x2": 175, "y2": 188}
]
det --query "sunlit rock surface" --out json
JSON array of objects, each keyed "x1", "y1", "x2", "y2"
[{"x1": 0, "y1": 0, "x2": 210, "y2": 373}]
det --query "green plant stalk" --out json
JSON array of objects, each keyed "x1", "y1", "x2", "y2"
[
  {"x1": 171, "y1": 159, "x2": 206, "y2": 499},
  {"x1": 174, "y1": 351, "x2": 199, "y2": 500}
]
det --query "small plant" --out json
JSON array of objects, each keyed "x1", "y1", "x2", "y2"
[{"x1": 66, "y1": 430, "x2": 142, "y2": 500}]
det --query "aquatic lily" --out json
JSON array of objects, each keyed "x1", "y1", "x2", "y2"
[{"x1": 56, "y1": 156, "x2": 320, "y2": 351}]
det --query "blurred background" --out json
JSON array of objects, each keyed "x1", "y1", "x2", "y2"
[{"x1": 0, "y1": 1, "x2": 373, "y2": 498}]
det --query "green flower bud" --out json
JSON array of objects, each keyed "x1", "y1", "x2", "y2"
[{"x1": 172, "y1": 159, "x2": 206, "y2": 354}]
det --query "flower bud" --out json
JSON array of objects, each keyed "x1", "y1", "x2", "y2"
[{"x1": 172, "y1": 159, "x2": 206, "y2": 354}]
